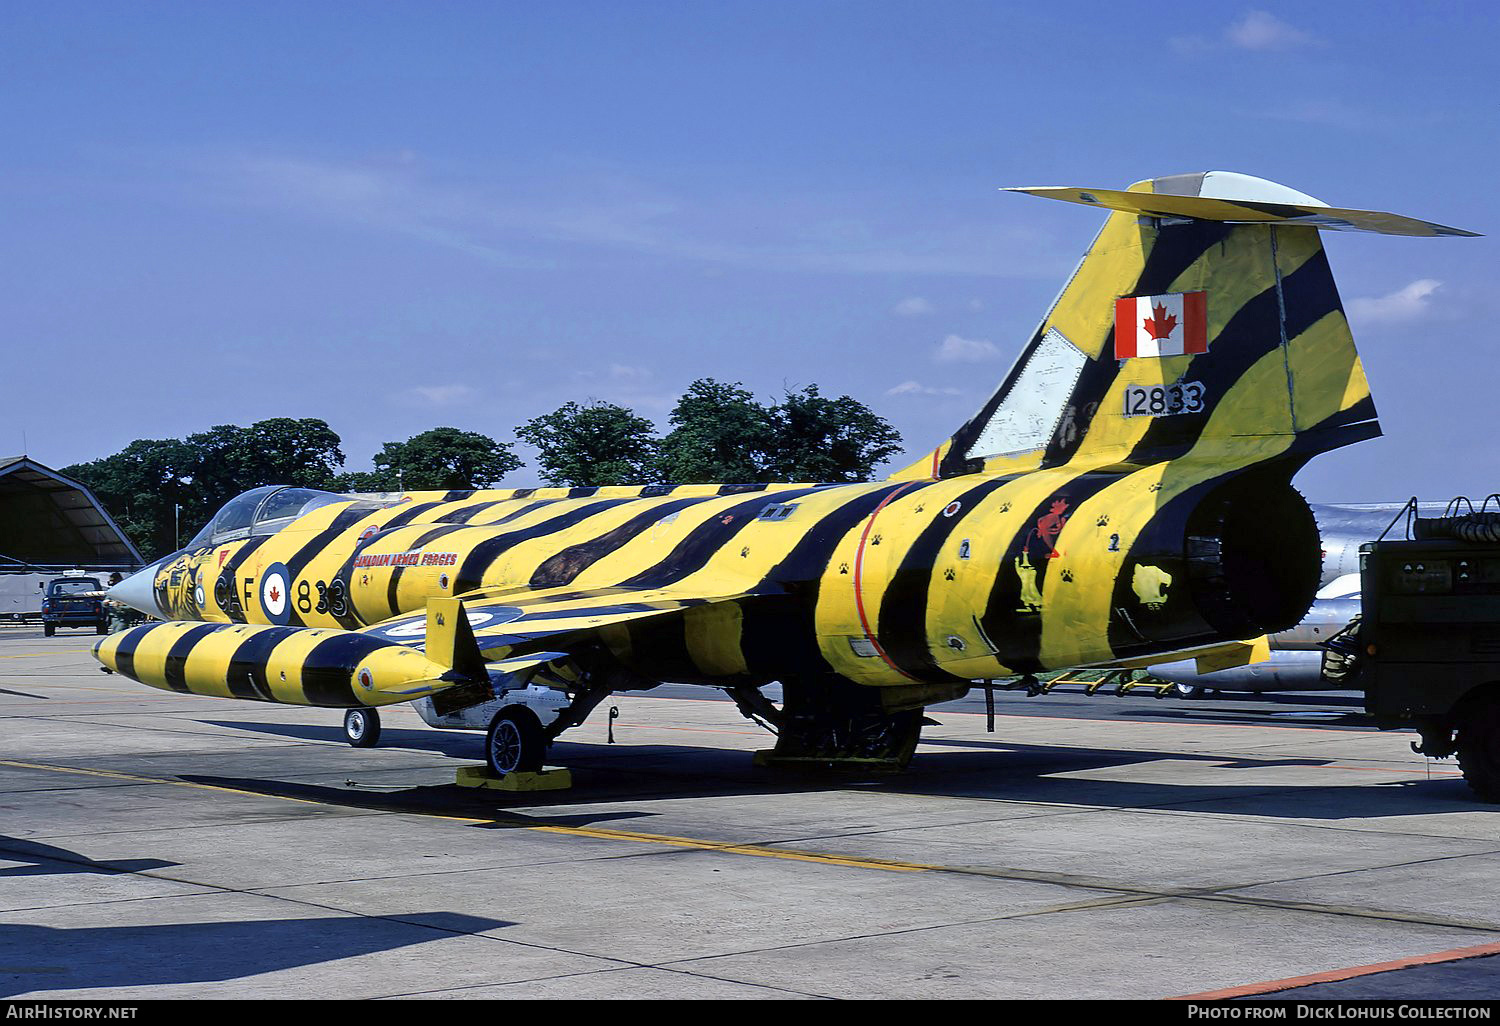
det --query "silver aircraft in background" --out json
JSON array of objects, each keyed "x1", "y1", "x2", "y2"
[{"x1": 1149, "y1": 502, "x2": 1446, "y2": 696}]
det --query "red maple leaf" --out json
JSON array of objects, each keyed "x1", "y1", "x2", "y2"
[
  {"x1": 268, "y1": 586, "x2": 280, "y2": 603},
  {"x1": 1142, "y1": 302, "x2": 1177, "y2": 340}
]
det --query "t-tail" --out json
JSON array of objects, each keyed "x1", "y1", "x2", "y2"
[{"x1": 891, "y1": 170, "x2": 1477, "y2": 483}]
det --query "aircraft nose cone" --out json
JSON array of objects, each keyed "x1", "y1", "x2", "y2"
[{"x1": 107, "y1": 560, "x2": 167, "y2": 619}]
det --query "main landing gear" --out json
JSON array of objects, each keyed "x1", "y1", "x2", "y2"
[
  {"x1": 750, "y1": 676, "x2": 949, "y2": 772},
  {"x1": 485, "y1": 707, "x2": 546, "y2": 776},
  {"x1": 482, "y1": 677, "x2": 615, "y2": 779}
]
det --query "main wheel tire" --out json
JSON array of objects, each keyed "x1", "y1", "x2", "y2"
[
  {"x1": 486, "y1": 706, "x2": 546, "y2": 776},
  {"x1": 43, "y1": 624, "x2": 55, "y2": 637},
  {"x1": 343, "y1": 708, "x2": 381, "y2": 748},
  {"x1": 1456, "y1": 695, "x2": 1500, "y2": 803},
  {"x1": 96, "y1": 620, "x2": 109, "y2": 635}
]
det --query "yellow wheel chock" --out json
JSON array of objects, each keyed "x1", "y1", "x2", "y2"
[{"x1": 455, "y1": 765, "x2": 574, "y2": 792}]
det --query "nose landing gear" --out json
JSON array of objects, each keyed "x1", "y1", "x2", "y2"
[{"x1": 343, "y1": 708, "x2": 381, "y2": 748}]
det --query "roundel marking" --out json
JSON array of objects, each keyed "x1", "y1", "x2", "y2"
[
  {"x1": 358, "y1": 525, "x2": 381, "y2": 544},
  {"x1": 943, "y1": 501, "x2": 963, "y2": 518},
  {"x1": 376, "y1": 606, "x2": 521, "y2": 640},
  {"x1": 358, "y1": 667, "x2": 374, "y2": 691},
  {"x1": 261, "y1": 562, "x2": 292, "y2": 625}
]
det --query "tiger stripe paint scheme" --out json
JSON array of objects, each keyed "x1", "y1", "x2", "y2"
[{"x1": 96, "y1": 172, "x2": 1475, "y2": 765}]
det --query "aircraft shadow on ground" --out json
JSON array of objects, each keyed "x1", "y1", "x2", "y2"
[
  {"x1": 206, "y1": 719, "x2": 484, "y2": 759},
  {"x1": 894, "y1": 739, "x2": 1481, "y2": 818},
  {"x1": 179, "y1": 725, "x2": 1486, "y2": 825},
  {"x1": 0, "y1": 836, "x2": 176, "y2": 878},
  {"x1": 0, "y1": 909, "x2": 510, "y2": 998}
]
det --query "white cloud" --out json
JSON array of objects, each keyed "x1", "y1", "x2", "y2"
[
  {"x1": 605, "y1": 363, "x2": 654, "y2": 385},
  {"x1": 1172, "y1": 10, "x2": 1317, "y2": 55},
  {"x1": 935, "y1": 334, "x2": 1002, "y2": 363},
  {"x1": 176, "y1": 150, "x2": 1062, "y2": 279},
  {"x1": 404, "y1": 384, "x2": 476, "y2": 406},
  {"x1": 893, "y1": 296, "x2": 933, "y2": 316},
  {"x1": 887, "y1": 380, "x2": 964, "y2": 397},
  {"x1": 1347, "y1": 279, "x2": 1442, "y2": 326},
  {"x1": 1227, "y1": 10, "x2": 1315, "y2": 51},
  {"x1": 570, "y1": 363, "x2": 676, "y2": 414}
]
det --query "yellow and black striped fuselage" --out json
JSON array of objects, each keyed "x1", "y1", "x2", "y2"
[
  {"x1": 94, "y1": 172, "x2": 1473, "y2": 743},
  {"x1": 124, "y1": 459, "x2": 1304, "y2": 695}
]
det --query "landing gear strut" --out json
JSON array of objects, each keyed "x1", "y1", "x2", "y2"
[{"x1": 754, "y1": 676, "x2": 926, "y2": 772}]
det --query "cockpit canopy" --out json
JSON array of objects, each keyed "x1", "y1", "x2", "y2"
[{"x1": 185, "y1": 486, "x2": 352, "y2": 549}]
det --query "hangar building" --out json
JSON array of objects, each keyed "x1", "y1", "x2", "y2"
[{"x1": 0, "y1": 456, "x2": 142, "y2": 618}]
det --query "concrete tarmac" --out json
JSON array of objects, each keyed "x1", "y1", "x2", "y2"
[{"x1": 3, "y1": 626, "x2": 1499, "y2": 1001}]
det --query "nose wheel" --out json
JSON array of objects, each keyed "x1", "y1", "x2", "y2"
[{"x1": 343, "y1": 708, "x2": 382, "y2": 747}]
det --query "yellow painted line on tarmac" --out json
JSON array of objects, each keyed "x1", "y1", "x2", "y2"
[
  {"x1": 530, "y1": 824, "x2": 930, "y2": 871},
  {"x1": 0, "y1": 759, "x2": 331, "y2": 806},
  {"x1": 0, "y1": 758, "x2": 931, "y2": 873}
]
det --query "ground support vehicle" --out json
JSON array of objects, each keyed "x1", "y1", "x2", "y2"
[
  {"x1": 40, "y1": 575, "x2": 107, "y2": 636},
  {"x1": 1356, "y1": 501, "x2": 1500, "y2": 800}
]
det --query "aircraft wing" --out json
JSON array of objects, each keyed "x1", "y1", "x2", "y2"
[{"x1": 360, "y1": 584, "x2": 762, "y2": 665}]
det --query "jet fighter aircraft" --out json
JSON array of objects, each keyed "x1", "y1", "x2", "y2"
[{"x1": 96, "y1": 171, "x2": 1476, "y2": 778}]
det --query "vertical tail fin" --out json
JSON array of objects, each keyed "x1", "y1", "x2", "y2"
[{"x1": 890, "y1": 171, "x2": 1475, "y2": 481}]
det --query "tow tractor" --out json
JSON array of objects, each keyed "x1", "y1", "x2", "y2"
[{"x1": 1346, "y1": 496, "x2": 1500, "y2": 801}]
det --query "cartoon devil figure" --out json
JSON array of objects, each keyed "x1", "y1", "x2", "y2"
[
  {"x1": 1015, "y1": 498, "x2": 1070, "y2": 612},
  {"x1": 1035, "y1": 499, "x2": 1070, "y2": 557}
]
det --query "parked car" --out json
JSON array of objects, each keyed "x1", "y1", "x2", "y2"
[{"x1": 41, "y1": 576, "x2": 107, "y2": 636}]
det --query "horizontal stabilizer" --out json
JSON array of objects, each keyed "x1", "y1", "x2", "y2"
[{"x1": 1004, "y1": 185, "x2": 1479, "y2": 237}]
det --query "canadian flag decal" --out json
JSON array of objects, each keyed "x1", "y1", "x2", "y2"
[{"x1": 1114, "y1": 291, "x2": 1207, "y2": 359}]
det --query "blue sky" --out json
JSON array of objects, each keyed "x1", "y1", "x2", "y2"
[{"x1": 3, "y1": 1, "x2": 1495, "y2": 502}]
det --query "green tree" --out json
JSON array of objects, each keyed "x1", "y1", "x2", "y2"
[
  {"x1": 188, "y1": 418, "x2": 345, "y2": 509},
  {"x1": 64, "y1": 418, "x2": 347, "y2": 559},
  {"x1": 656, "y1": 378, "x2": 777, "y2": 484},
  {"x1": 63, "y1": 438, "x2": 200, "y2": 560},
  {"x1": 763, "y1": 385, "x2": 903, "y2": 482},
  {"x1": 356, "y1": 427, "x2": 521, "y2": 491},
  {"x1": 516, "y1": 401, "x2": 660, "y2": 487},
  {"x1": 327, "y1": 470, "x2": 388, "y2": 492}
]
